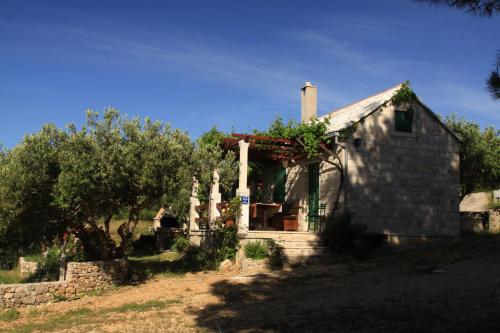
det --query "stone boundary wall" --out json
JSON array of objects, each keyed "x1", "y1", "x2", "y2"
[
  {"x1": 18, "y1": 257, "x2": 40, "y2": 279},
  {"x1": 0, "y1": 259, "x2": 128, "y2": 308},
  {"x1": 460, "y1": 210, "x2": 500, "y2": 233}
]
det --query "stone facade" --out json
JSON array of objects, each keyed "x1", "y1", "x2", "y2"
[
  {"x1": 0, "y1": 259, "x2": 128, "y2": 308},
  {"x1": 345, "y1": 103, "x2": 460, "y2": 238},
  {"x1": 284, "y1": 102, "x2": 461, "y2": 239}
]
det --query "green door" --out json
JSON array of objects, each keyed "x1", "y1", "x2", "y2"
[
  {"x1": 273, "y1": 166, "x2": 287, "y2": 203},
  {"x1": 308, "y1": 163, "x2": 320, "y2": 231}
]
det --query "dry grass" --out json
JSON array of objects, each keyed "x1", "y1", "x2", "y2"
[
  {"x1": 99, "y1": 219, "x2": 154, "y2": 244},
  {"x1": 0, "y1": 266, "x2": 20, "y2": 285}
]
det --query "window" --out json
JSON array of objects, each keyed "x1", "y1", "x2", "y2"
[{"x1": 395, "y1": 110, "x2": 413, "y2": 133}]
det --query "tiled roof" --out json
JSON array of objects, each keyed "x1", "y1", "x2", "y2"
[{"x1": 319, "y1": 83, "x2": 402, "y2": 133}]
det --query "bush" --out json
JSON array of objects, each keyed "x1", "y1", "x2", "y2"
[
  {"x1": 132, "y1": 234, "x2": 158, "y2": 255},
  {"x1": 266, "y1": 239, "x2": 284, "y2": 269},
  {"x1": 244, "y1": 241, "x2": 267, "y2": 259},
  {"x1": 322, "y1": 212, "x2": 366, "y2": 255},
  {"x1": 322, "y1": 213, "x2": 387, "y2": 259},
  {"x1": 25, "y1": 246, "x2": 61, "y2": 282},
  {"x1": 172, "y1": 236, "x2": 190, "y2": 254}
]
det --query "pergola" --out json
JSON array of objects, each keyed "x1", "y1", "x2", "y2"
[
  {"x1": 222, "y1": 133, "x2": 301, "y2": 162},
  {"x1": 189, "y1": 133, "x2": 303, "y2": 234}
]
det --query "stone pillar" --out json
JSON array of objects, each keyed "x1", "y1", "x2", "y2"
[
  {"x1": 189, "y1": 177, "x2": 200, "y2": 232},
  {"x1": 237, "y1": 140, "x2": 250, "y2": 234},
  {"x1": 209, "y1": 169, "x2": 222, "y2": 222}
]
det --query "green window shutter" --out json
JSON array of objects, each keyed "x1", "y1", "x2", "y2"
[
  {"x1": 273, "y1": 166, "x2": 287, "y2": 203},
  {"x1": 395, "y1": 110, "x2": 413, "y2": 133}
]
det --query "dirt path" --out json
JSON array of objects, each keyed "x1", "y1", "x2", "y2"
[{"x1": 2, "y1": 247, "x2": 500, "y2": 332}]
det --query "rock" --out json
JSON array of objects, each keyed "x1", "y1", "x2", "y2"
[
  {"x1": 432, "y1": 268, "x2": 446, "y2": 274},
  {"x1": 22, "y1": 296, "x2": 35, "y2": 305},
  {"x1": 219, "y1": 259, "x2": 236, "y2": 273}
]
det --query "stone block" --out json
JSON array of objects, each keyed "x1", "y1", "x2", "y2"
[{"x1": 22, "y1": 296, "x2": 35, "y2": 305}]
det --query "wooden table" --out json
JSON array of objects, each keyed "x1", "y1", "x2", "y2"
[{"x1": 251, "y1": 203, "x2": 282, "y2": 228}]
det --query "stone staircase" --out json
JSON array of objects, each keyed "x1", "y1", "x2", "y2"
[{"x1": 245, "y1": 231, "x2": 335, "y2": 265}]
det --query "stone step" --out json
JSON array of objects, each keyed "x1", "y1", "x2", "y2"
[
  {"x1": 276, "y1": 240, "x2": 327, "y2": 248},
  {"x1": 246, "y1": 231, "x2": 322, "y2": 242}
]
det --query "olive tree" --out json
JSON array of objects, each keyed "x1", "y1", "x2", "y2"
[{"x1": 0, "y1": 109, "x2": 197, "y2": 259}]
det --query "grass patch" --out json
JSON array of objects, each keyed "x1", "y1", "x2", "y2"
[
  {"x1": 8, "y1": 299, "x2": 182, "y2": 333},
  {"x1": 0, "y1": 267, "x2": 21, "y2": 284},
  {"x1": 128, "y1": 251, "x2": 186, "y2": 281},
  {"x1": 0, "y1": 309, "x2": 20, "y2": 322},
  {"x1": 244, "y1": 241, "x2": 268, "y2": 260},
  {"x1": 112, "y1": 299, "x2": 181, "y2": 313}
]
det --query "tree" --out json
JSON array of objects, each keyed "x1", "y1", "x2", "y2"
[
  {"x1": 0, "y1": 125, "x2": 67, "y2": 252},
  {"x1": 415, "y1": 0, "x2": 500, "y2": 100},
  {"x1": 487, "y1": 50, "x2": 500, "y2": 99},
  {"x1": 0, "y1": 109, "x2": 197, "y2": 259},
  {"x1": 416, "y1": 0, "x2": 499, "y2": 16},
  {"x1": 445, "y1": 115, "x2": 500, "y2": 199},
  {"x1": 195, "y1": 127, "x2": 238, "y2": 203}
]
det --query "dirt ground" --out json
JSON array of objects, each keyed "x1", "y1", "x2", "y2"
[{"x1": 2, "y1": 236, "x2": 500, "y2": 332}]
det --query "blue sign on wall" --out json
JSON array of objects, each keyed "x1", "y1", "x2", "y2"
[{"x1": 241, "y1": 196, "x2": 249, "y2": 205}]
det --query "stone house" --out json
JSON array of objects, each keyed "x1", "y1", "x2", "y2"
[{"x1": 189, "y1": 82, "x2": 461, "y2": 251}]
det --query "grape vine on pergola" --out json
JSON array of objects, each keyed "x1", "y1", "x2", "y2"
[{"x1": 222, "y1": 133, "x2": 303, "y2": 162}]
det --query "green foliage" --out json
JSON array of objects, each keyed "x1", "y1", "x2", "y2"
[
  {"x1": 207, "y1": 225, "x2": 240, "y2": 263},
  {"x1": 131, "y1": 234, "x2": 158, "y2": 255},
  {"x1": 196, "y1": 127, "x2": 238, "y2": 203},
  {"x1": 487, "y1": 50, "x2": 500, "y2": 100},
  {"x1": 259, "y1": 116, "x2": 332, "y2": 158},
  {"x1": 244, "y1": 241, "x2": 267, "y2": 259},
  {"x1": 0, "y1": 308, "x2": 20, "y2": 322},
  {"x1": 390, "y1": 80, "x2": 417, "y2": 108},
  {"x1": 172, "y1": 236, "x2": 190, "y2": 253},
  {"x1": 226, "y1": 196, "x2": 242, "y2": 222},
  {"x1": 0, "y1": 109, "x2": 197, "y2": 259},
  {"x1": 266, "y1": 239, "x2": 284, "y2": 268},
  {"x1": 25, "y1": 246, "x2": 61, "y2": 282},
  {"x1": 415, "y1": 0, "x2": 499, "y2": 17},
  {"x1": 445, "y1": 115, "x2": 500, "y2": 198},
  {"x1": 322, "y1": 213, "x2": 367, "y2": 257}
]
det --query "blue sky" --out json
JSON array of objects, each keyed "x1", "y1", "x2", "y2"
[{"x1": 0, "y1": 0, "x2": 498, "y2": 147}]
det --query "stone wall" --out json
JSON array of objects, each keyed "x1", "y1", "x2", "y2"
[
  {"x1": 460, "y1": 210, "x2": 500, "y2": 233},
  {"x1": 345, "y1": 103, "x2": 461, "y2": 238},
  {"x1": 0, "y1": 259, "x2": 128, "y2": 308},
  {"x1": 18, "y1": 257, "x2": 39, "y2": 279}
]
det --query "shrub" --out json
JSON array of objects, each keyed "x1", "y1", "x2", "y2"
[
  {"x1": 172, "y1": 236, "x2": 190, "y2": 254},
  {"x1": 244, "y1": 241, "x2": 267, "y2": 259},
  {"x1": 184, "y1": 224, "x2": 240, "y2": 270},
  {"x1": 323, "y1": 212, "x2": 366, "y2": 254},
  {"x1": 25, "y1": 246, "x2": 61, "y2": 282},
  {"x1": 132, "y1": 234, "x2": 158, "y2": 255},
  {"x1": 322, "y1": 213, "x2": 387, "y2": 259},
  {"x1": 266, "y1": 239, "x2": 284, "y2": 269}
]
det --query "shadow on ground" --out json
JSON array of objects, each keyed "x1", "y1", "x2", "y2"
[{"x1": 192, "y1": 233, "x2": 500, "y2": 332}]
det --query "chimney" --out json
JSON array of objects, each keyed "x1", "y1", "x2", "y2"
[{"x1": 301, "y1": 82, "x2": 317, "y2": 123}]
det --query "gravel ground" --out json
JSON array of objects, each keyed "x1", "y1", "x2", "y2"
[{"x1": 2, "y1": 237, "x2": 500, "y2": 332}]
